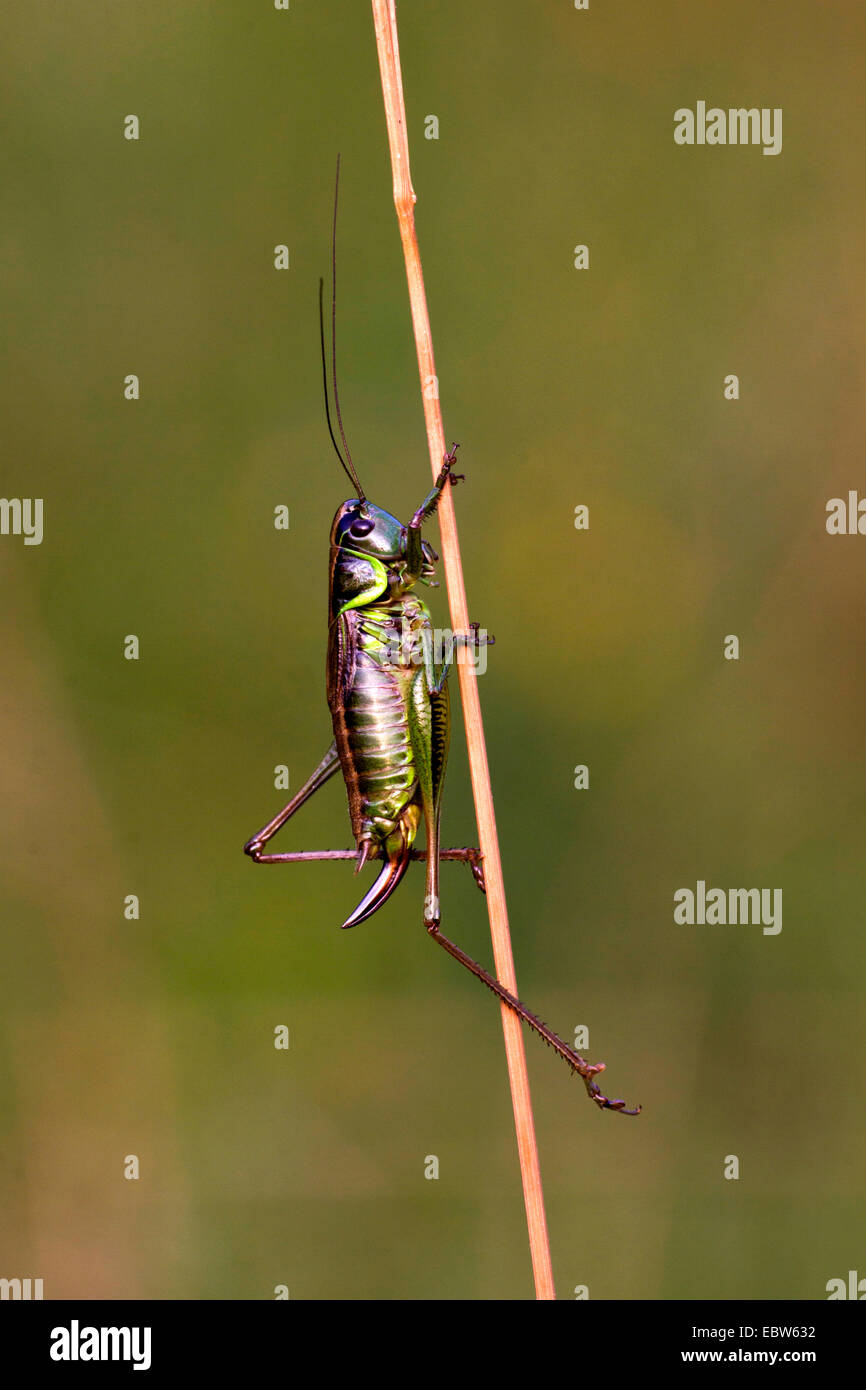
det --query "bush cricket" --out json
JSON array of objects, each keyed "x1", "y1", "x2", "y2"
[{"x1": 244, "y1": 163, "x2": 639, "y2": 1116}]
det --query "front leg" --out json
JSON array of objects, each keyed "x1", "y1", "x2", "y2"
[
  {"x1": 405, "y1": 445, "x2": 463, "y2": 578},
  {"x1": 411, "y1": 444, "x2": 463, "y2": 527}
]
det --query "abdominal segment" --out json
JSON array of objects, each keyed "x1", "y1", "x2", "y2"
[{"x1": 344, "y1": 651, "x2": 419, "y2": 842}]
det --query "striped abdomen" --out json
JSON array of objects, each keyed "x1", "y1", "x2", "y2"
[
  {"x1": 344, "y1": 652, "x2": 417, "y2": 840},
  {"x1": 330, "y1": 603, "x2": 424, "y2": 846}
]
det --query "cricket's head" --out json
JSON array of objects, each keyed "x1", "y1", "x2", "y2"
[
  {"x1": 330, "y1": 498, "x2": 439, "y2": 611},
  {"x1": 330, "y1": 498, "x2": 406, "y2": 560}
]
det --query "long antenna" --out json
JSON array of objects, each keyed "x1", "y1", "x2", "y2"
[
  {"x1": 328, "y1": 154, "x2": 365, "y2": 501},
  {"x1": 319, "y1": 277, "x2": 358, "y2": 491}
]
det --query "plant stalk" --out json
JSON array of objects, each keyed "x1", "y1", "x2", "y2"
[{"x1": 371, "y1": 0, "x2": 556, "y2": 1301}]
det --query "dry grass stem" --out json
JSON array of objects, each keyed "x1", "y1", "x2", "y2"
[{"x1": 371, "y1": 0, "x2": 556, "y2": 1300}]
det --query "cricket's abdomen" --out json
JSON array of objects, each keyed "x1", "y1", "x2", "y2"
[
  {"x1": 344, "y1": 655, "x2": 417, "y2": 838},
  {"x1": 331, "y1": 601, "x2": 424, "y2": 846}
]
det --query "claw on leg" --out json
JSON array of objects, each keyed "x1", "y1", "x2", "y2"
[
  {"x1": 466, "y1": 621, "x2": 494, "y2": 649},
  {"x1": 587, "y1": 1080, "x2": 642, "y2": 1116},
  {"x1": 466, "y1": 848, "x2": 486, "y2": 894},
  {"x1": 439, "y1": 444, "x2": 464, "y2": 486}
]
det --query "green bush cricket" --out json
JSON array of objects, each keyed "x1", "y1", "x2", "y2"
[{"x1": 244, "y1": 163, "x2": 638, "y2": 1115}]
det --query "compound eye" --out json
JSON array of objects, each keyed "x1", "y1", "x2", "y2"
[{"x1": 350, "y1": 517, "x2": 374, "y2": 538}]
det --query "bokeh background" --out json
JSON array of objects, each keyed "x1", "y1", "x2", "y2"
[{"x1": 2, "y1": 1, "x2": 864, "y2": 1299}]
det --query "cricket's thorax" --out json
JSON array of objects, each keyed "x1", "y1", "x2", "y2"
[{"x1": 332, "y1": 594, "x2": 431, "y2": 845}]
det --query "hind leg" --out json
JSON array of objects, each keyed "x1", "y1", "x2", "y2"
[{"x1": 244, "y1": 743, "x2": 341, "y2": 862}]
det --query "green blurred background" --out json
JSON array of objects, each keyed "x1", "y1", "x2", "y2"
[{"x1": 1, "y1": 1, "x2": 864, "y2": 1299}]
